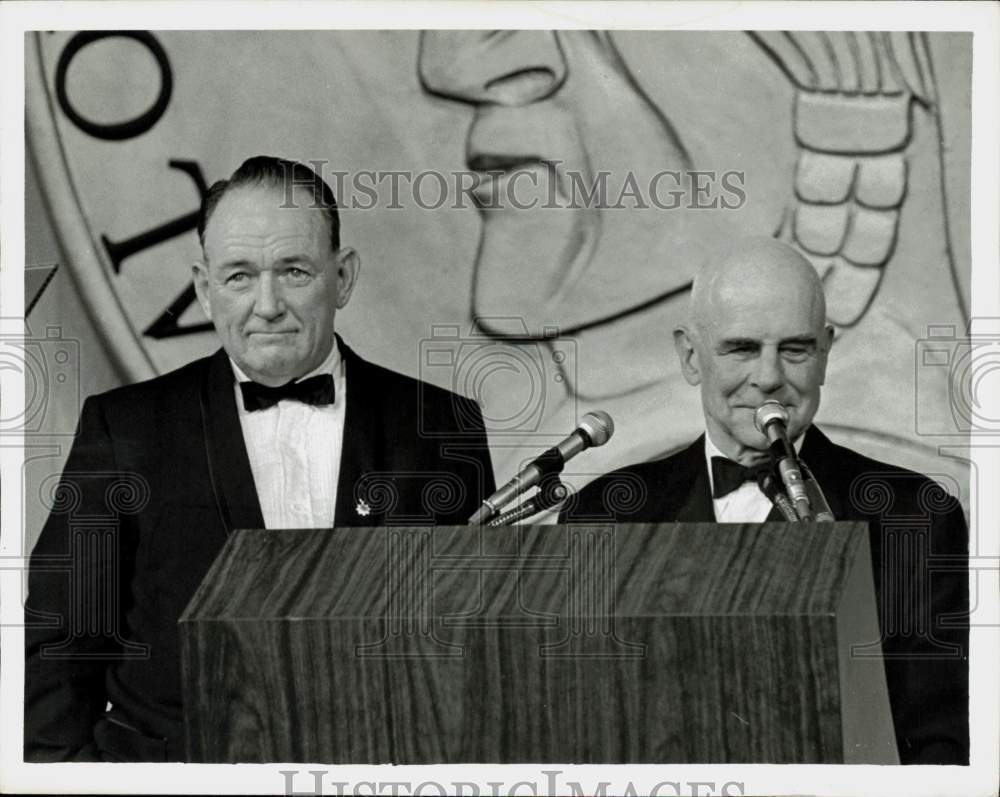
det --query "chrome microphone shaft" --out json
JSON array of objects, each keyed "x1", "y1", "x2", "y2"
[
  {"x1": 468, "y1": 410, "x2": 615, "y2": 525},
  {"x1": 755, "y1": 401, "x2": 814, "y2": 522},
  {"x1": 775, "y1": 453, "x2": 814, "y2": 521}
]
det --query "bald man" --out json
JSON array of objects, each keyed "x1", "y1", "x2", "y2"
[{"x1": 561, "y1": 237, "x2": 969, "y2": 765}]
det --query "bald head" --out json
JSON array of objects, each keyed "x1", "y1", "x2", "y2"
[
  {"x1": 674, "y1": 236, "x2": 835, "y2": 463},
  {"x1": 690, "y1": 237, "x2": 827, "y2": 337}
]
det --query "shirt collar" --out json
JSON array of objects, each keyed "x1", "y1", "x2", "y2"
[
  {"x1": 229, "y1": 337, "x2": 342, "y2": 384},
  {"x1": 704, "y1": 426, "x2": 806, "y2": 496}
]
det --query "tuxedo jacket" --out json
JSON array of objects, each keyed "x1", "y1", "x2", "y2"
[
  {"x1": 25, "y1": 340, "x2": 496, "y2": 762},
  {"x1": 560, "y1": 426, "x2": 969, "y2": 765}
]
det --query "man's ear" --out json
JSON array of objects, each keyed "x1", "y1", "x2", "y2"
[
  {"x1": 192, "y1": 259, "x2": 213, "y2": 321},
  {"x1": 673, "y1": 325, "x2": 702, "y2": 386},
  {"x1": 333, "y1": 247, "x2": 361, "y2": 309},
  {"x1": 818, "y1": 323, "x2": 836, "y2": 385}
]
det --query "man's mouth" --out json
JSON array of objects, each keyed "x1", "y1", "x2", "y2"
[
  {"x1": 464, "y1": 104, "x2": 584, "y2": 205},
  {"x1": 466, "y1": 160, "x2": 552, "y2": 208}
]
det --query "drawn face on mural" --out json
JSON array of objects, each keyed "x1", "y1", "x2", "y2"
[
  {"x1": 26, "y1": 29, "x2": 970, "y2": 491},
  {"x1": 418, "y1": 30, "x2": 794, "y2": 400},
  {"x1": 421, "y1": 32, "x2": 679, "y2": 332}
]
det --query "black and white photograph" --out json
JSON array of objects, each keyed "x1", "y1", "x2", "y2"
[{"x1": 1, "y1": 2, "x2": 997, "y2": 795}]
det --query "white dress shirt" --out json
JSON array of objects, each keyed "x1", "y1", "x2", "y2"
[
  {"x1": 231, "y1": 343, "x2": 346, "y2": 529},
  {"x1": 704, "y1": 430, "x2": 804, "y2": 523}
]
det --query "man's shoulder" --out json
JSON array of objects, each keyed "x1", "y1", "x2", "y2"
[
  {"x1": 808, "y1": 426, "x2": 965, "y2": 517},
  {"x1": 344, "y1": 344, "x2": 481, "y2": 415},
  {"x1": 564, "y1": 438, "x2": 701, "y2": 521},
  {"x1": 88, "y1": 352, "x2": 216, "y2": 412},
  {"x1": 350, "y1": 354, "x2": 457, "y2": 398},
  {"x1": 577, "y1": 455, "x2": 685, "y2": 498},
  {"x1": 810, "y1": 425, "x2": 939, "y2": 482}
]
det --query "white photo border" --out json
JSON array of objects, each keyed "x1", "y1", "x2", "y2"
[{"x1": 2, "y1": 2, "x2": 997, "y2": 795}]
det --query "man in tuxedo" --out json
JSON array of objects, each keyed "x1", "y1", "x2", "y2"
[
  {"x1": 25, "y1": 156, "x2": 496, "y2": 762},
  {"x1": 561, "y1": 237, "x2": 968, "y2": 765}
]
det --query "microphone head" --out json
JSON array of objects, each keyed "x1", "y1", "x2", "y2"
[
  {"x1": 578, "y1": 410, "x2": 615, "y2": 447},
  {"x1": 754, "y1": 401, "x2": 789, "y2": 434}
]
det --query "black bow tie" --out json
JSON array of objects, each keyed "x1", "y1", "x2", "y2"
[
  {"x1": 710, "y1": 456, "x2": 772, "y2": 499},
  {"x1": 239, "y1": 374, "x2": 335, "y2": 412}
]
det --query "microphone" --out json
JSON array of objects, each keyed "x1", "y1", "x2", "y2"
[
  {"x1": 753, "y1": 401, "x2": 814, "y2": 522},
  {"x1": 469, "y1": 411, "x2": 615, "y2": 525}
]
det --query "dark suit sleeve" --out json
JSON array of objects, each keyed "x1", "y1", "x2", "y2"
[
  {"x1": 24, "y1": 396, "x2": 133, "y2": 761},
  {"x1": 559, "y1": 475, "x2": 619, "y2": 522},
  {"x1": 881, "y1": 493, "x2": 970, "y2": 764},
  {"x1": 559, "y1": 466, "x2": 660, "y2": 524},
  {"x1": 442, "y1": 394, "x2": 495, "y2": 523}
]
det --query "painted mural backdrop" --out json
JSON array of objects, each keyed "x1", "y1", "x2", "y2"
[{"x1": 25, "y1": 31, "x2": 972, "y2": 531}]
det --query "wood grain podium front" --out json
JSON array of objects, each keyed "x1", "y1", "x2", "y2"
[{"x1": 179, "y1": 522, "x2": 898, "y2": 764}]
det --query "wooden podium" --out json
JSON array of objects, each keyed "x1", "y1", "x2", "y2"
[{"x1": 179, "y1": 522, "x2": 898, "y2": 764}]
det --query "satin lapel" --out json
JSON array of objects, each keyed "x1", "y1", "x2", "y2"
[
  {"x1": 668, "y1": 436, "x2": 717, "y2": 523},
  {"x1": 201, "y1": 348, "x2": 265, "y2": 533},
  {"x1": 335, "y1": 338, "x2": 384, "y2": 526},
  {"x1": 798, "y1": 425, "x2": 847, "y2": 520}
]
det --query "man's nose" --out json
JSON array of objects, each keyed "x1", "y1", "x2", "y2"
[
  {"x1": 418, "y1": 31, "x2": 567, "y2": 106},
  {"x1": 750, "y1": 349, "x2": 786, "y2": 394},
  {"x1": 253, "y1": 274, "x2": 285, "y2": 320}
]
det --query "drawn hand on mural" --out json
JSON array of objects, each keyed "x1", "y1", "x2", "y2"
[
  {"x1": 752, "y1": 31, "x2": 965, "y2": 328},
  {"x1": 419, "y1": 29, "x2": 968, "y2": 481}
]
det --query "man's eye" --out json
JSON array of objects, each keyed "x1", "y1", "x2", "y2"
[
  {"x1": 781, "y1": 346, "x2": 811, "y2": 360},
  {"x1": 226, "y1": 272, "x2": 249, "y2": 284}
]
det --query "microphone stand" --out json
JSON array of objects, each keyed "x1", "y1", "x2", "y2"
[
  {"x1": 800, "y1": 461, "x2": 836, "y2": 522},
  {"x1": 757, "y1": 460, "x2": 835, "y2": 523},
  {"x1": 753, "y1": 404, "x2": 835, "y2": 523},
  {"x1": 468, "y1": 447, "x2": 566, "y2": 526},
  {"x1": 486, "y1": 474, "x2": 569, "y2": 528},
  {"x1": 757, "y1": 471, "x2": 800, "y2": 522},
  {"x1": 767, "y1": 439, "x2": 814, "y2": 521},
  {"x1": 468, "y1": 410, "x2": 615, "y2": 526}
]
